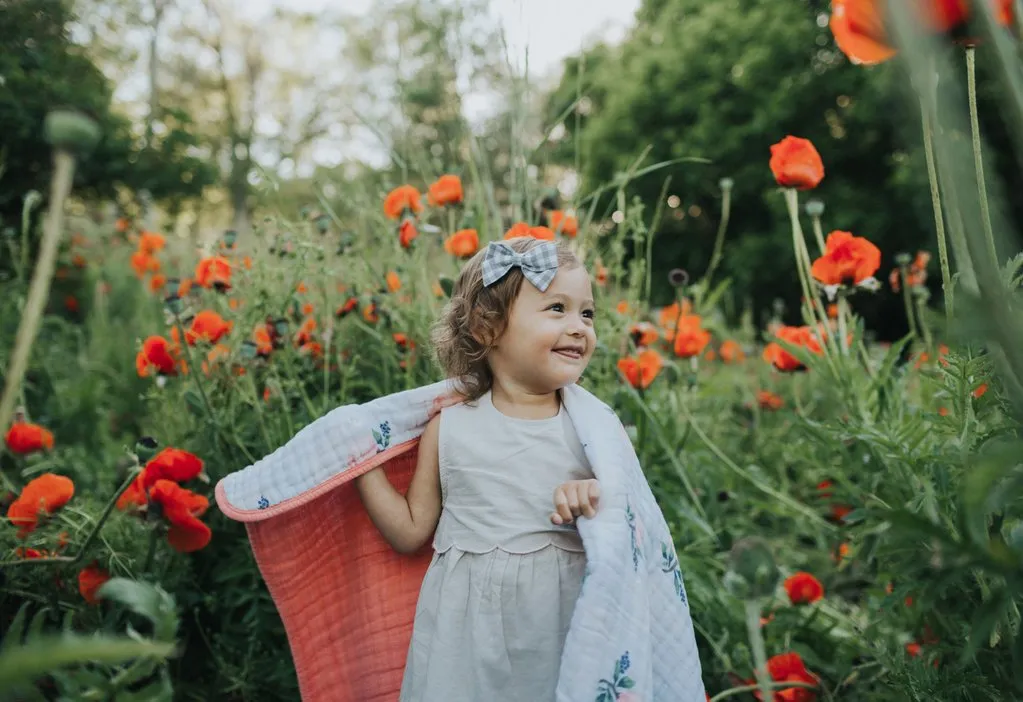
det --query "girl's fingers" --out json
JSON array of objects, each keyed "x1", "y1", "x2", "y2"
[
  {"x1": 550, "y1": 511, "x2": 564, "y2": 525},
  {"x1": 553, "y1": 486, "x2": 575, "y2": 523}
]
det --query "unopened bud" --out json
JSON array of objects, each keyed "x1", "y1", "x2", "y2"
[
  {"x1": 44, "y1": 110, "x2": 101, "y2": 156},
  {"x1": 668, "y1": 269, "x2": 689, "y2": 288},
  {"x1": 134, "y1": 437, "x2": 159, "y2": 463},
  {"x1": 726, "y1": 537, "x2": 779, "y2": 600},
  {"x1": 894, "y1": 252, "x2": 912, "y2": 267},
  {"x1": 804, "y1": 199, "x2": 825, "y2": 218},
  {"x1": 719, "y1": 177, "x2": 734, "y2": 192}
]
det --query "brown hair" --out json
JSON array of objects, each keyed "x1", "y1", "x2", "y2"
[{"x1": 431, "y1": 237, "x2": 582, "y2": 401}]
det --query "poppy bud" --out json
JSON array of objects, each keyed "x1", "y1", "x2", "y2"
[
  {"x1": 725, "y1": 537, "x2": 779, "y2": 600},
  {"x1": 44, "y1": 109, "x2": 101, "y2": 156},
  {"x1": 163, "y1": 294, "x2": 183, "y2": 314},
  {"x1": 894, "y1": 252, "x2": 912, "y2": 267},
  {"x1": 223, "y1": 229, "x2": 238, "y2": 248},
  {"x1": 240, "y1": 340, "x2": 258, "y2": 360},
  {"x1": 719, "y1": 177, "x2": 734, "y2": 192},
  {"x1": 274, "y1": 318, "x2": 289, "y2": 337},
  {"x1": 668, "y1": 269, "x2": 689, "y2": 288},
  {"x1": 300, "y1": 205, "x2": 312, "y2": 219},
  {"x1": 134, "y1": 437, "x2": 159, "y2": 463},
  {"x1": 438, "y1": 276, "x2": 455, "y2": 298},
  {"x1": 804, "y1": 199, "x2": 825, "y2": 218},
  {"x1": 315, "y1": 215, "x2": 331, "y2": 234}
]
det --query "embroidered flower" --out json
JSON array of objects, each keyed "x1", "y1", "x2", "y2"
[{"x1": 595, "y1": 651, "x2": 636, "y2": 701}]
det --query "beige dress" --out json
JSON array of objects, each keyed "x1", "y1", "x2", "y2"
[{"x1": 399, "y1": 391, "x2": 594, "y2": 702}]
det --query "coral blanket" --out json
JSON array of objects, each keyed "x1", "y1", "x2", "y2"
[{"x1": 215, "y1": 380, "x2": 706, "y2": 701}]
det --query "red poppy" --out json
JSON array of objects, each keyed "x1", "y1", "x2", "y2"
[
  {"x1": 130, "y1": 251, "x2": 157, "y2": 279},
  {"x1": 383, "y1": 185, "x2": 423, "y2": 220},
  {"x1": 444, "y1": 229, "x2": 480, "y2": 258},
  {"x1": 386, "y1": 271, "x2": 402, "y2": 293},
  {"x1": 294, "y1": 317, "x2": 317, "y2": 346},
  {"x1": 335, "y1": 297, "x2": 359, "y2": 319},
  {"x1": 720, "y1": 340, "x2": 745, "y2": 364},
  {"x1": 548, "y1": 210, "x2": 579, "y2": 237},
  {"x1": 973, "y1": 383, "x2": 989, "y2": 398},
  {"x1": 770, "y1": 136, "x2": 825, "y2": 190},
  {"x1": 595, "y1": 263, "x2": 609, "y2": 286},
  {"x1": 138, "y1": 231, "x2": 166, "y2": 255},
  {"x1": 148, "y1": 273, "x2": 167, "y2": 294},
  {"x1": 141, "y1": 448, "x2": 204, "y2": 490},
  {"x1": 195, "y1": 256, "x2": 232, "y2": 290},
  {"x1": 757, "y1": 652, "x2": 818, "y2": 701},
  {"x1": 757, "y1": 390, "x2": 784, "y2": 410},
  {"x1": 617, "y1": 350, "x2": 664, "y2": 389},
  {"x1": 673, "y1": 316, "x2": 712, "y2": 358},
  {"x1": 6, "y1": 473, "x2": 74, "y2": 537},
  {"x1": 503, "y1": 222, "x2": 556, "y2": 241},
  {"x1": 811, "y1": 231, "x2": 882, "y2": 287},
  {"x1": 658, "y1": 300, "x2": 694, "y2": 336},
  {"x1": 136, "y1": 336, "x2": 180, "y2": 377},
  {"x1": 831, "y1": 0, "x2": 1014, "y2": 66},
  {"x1": 427, "y1": 174, "x2": 463, "y2": 207},
  {"x1": 784, "y1": 572, "x2": 825, "y2": 604},
  {"x1": 148, "y1": 480, "x2": 212, "y2": 552},
  {"x1": 399, "y1": 220, "x2": 418, "y2": 249},
  {"x1": 64, "y1": 295, "x2": 79, "y2": 313},
  {"x1": 253, "y1": 324, "x2": 273, "y2": 356},
  {"x1": 5, "y1": 422, "x2": 54, "y2": 454},
  {"x1": 186, "y1": 310, "x2": 233, "y2": 345},
  {"x1": 362, "y1": 303, "x2": 379, "y2": 324},
  {"x1": 763, "y1": 326, "x2": 824, "y2": 372},
  {"x1": 78, "y1": 563, "x2": 111, "y2": 605},
  {"x1": 629, "y1": 323, "x2": 660, "y2": 348}
]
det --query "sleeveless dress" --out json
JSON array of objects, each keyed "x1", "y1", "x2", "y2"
[{"x1": 399, "y1": 390, "x2": 595, "y2": 702}]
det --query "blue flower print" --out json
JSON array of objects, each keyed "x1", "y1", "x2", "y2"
[
  {"x1": 626, "y1": 502, "x2": 641, "y2": 571},
  {"x1": 372, "y1": 421, "x2": 392, "y2": 451},
  {"x1": 661, "y1": 542, "x2": 687, "y2": 606},
  {"x1": 595, "y1": 651, "x2": 636, "y2": 701},
  {"x1": 257, "y1": 495, "x2": 270, "y2": 509}
]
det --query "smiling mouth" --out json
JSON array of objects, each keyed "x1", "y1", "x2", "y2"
[{"x1": 553, "y1": 347, "x2": 585, "y2": 360}]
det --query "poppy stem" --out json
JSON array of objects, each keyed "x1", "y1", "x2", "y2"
[
  {"x1": 708, "y1": 681, "x2": 819, "y2": 702},
  {"x1": 965, "y1": 46, "x2": 1001, "y2": 273},
  {"x1": 837, "y1": 297, "x2": 850, "y2": 357},
  {"x1": 809, "y1": 213, "x2": 827, "y2": 255},
  {"x1": 919, "y1": 98, "x2": 954, "y2": 320},
  {"x1": 899, "y1": 267, "x2": 921, "y2": 342},
  {"x1": 704, "y1": 182, "x2": 733, "y2": 287},
  {"x1": 0, "y1": 150, "x2": 76, "y2": 436},
  {"x1": 141, "y1": 526, "x2": 161, "y2": 576},
  {"x1": 743, "y1": 598, "x2": 774, "y2": 702}
]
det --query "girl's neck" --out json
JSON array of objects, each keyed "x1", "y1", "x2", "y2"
[{"x1": 489, "y1": 378, "x2": 560, "y2": 420}]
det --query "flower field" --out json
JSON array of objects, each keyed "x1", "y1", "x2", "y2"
[{"x1": 3, "y1": 2, "x2": 1023, "y2": 701}]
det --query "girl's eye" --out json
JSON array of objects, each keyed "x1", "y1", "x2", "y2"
[
  {"x1": 583, "y1": 309, "x2": 595, "y2": 320},
  {"x1": 548, "y1": 303, "x2": 565, "y2": 313}
]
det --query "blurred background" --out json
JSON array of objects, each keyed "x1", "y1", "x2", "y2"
[{"x1": 7, "y1": 0, "x2": 1021, "y2": 338}]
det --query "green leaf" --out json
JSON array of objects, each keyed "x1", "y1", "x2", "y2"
[
  {"x1": 962, "y1": 589, "x2": 1010, "y2": 663},
  {"x1": 619, "y1": 675, "x2": 635, "y2": 689},
  {"x1": 0, "y1": 635, "x2": 174, "y2": 691},
  {"x1": 183, "y1": 389, "x2": 206, "y2": 417},
  {"x1": 97, "y1": 579, "x2": 179, "y2": 642}
]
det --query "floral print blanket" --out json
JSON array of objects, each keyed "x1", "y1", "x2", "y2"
[{"x1": 216, "y1": 380, "x2": 705, "y2": 701}]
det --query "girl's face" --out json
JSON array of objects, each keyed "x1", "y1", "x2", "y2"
[{"x1": 487, "y1": 265, "x2": 597, "y2": 395}]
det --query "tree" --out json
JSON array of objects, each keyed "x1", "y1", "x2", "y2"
[{"x1": 544, "y1": 0, "x2": 1022, "y2": 338}]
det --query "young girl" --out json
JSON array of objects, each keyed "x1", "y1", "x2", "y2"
[{"x1": 355, "y1": 237, "x2": 602, "y2": 700}]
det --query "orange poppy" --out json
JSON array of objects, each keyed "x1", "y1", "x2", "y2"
[
  {"x1": 335, "y1": 297, "x2": 359, "y2": 319},
  {"x1": 617, "y1": 349, "x2": 664, "y2": 389},
  {"x1": 294, "y1": 317, "x2": 317, "y2": 346},
  {"x1": 770, "y1": 136, "x2": 825, "y2": 190},
  {"x1": 629, "y1": 323, "x2": 660, "y2": 348},
  {"x1": 302, "y1": 302, "x2": 315, "y2": 316},
  {"x1": 658, "y1": 300, "x2": 694, "y2": 333},
  {"x1": 148, "y1": 273, "x2": 167, "y2": 294},
  {"x1": 595, "y1": 263, "x2": 609, "y2": 286},
  {"x1": 130, "y1": 251, "x2": 155, "y2": 279},
  {"x1": 386, "y1": 271, "x2": 402, "y2": 292},
  {"x1": 195, "y1": 256, "x2": 232, "y2": 290},
  {"x1": 719, "y1": 339, "x2": 745, "y2": 363},
  {"x1": 811, "y1": 231, "x2": 881, "y2": 287},
  {"x1": 973, "y1": 383, "x2": 989, "y2": 398},
  {"x1": 186, "y1": 310, "x2": 233, "y2": 345},
  {"x1": 757, "y1": 390, "x2": 784, "y2": 410},
  {"x1": 202, "y1": 344, "x2": 232, "y2": 375},
  {"x1": 427, "y1": 174, "x2": 463, "y2": 207},
  {"x1": 831, "y1": 0, "x2": 1013, "y2": 66},
  {"x1": 148, "y1": 480, "x2": 211, "y2": 552},
  {"x1": 616, "y1": 301, "x2": 631, "y2": 315},
  {"x1": 383, "y1": 185, "x2": 423, "y2": 220},
  {"x1": 399, "y1": 220, "x2": 418, "y2": 249},
  {"x1": 78, "y1": 563, "x2": 111, "y2": 605},
  {"x1": 299, "y1": 341, "x2": 323, "y2": 359},
  {"x1": 444, "y1": 229, "x2": 480, "y2": 258},
  {"x1": 362, "y1": 303, "x2": 379, "y2": 324},
  {"x1": 784, "y1": 572, "x2": 824, "y2": 604},
  {"x1": 72, "y1": 253, "x2": 87, "y2": 268},
  {"x1": 548, "y1": 210, "x2": 579, "y2": 237},
  {"x1": 753, "y1": 652, "x2": 818, "y2": 702},
  {"x1": 6, "y1": 473, "x2": 74, "y2": 537},
  {"x1": 4, "y1": 422, "x2": 55, "y2": 454},
  {"x1": 763, "y1": 326, "x2": 823, "y2": 372},
  {"x1": 672, "y1": 316, "x2": 712, "y2": 358},
  {"x1": 138, "y1": 231, "x2": 166, "y2": 255},
  {"x1": 503, "y1": 222, "x2": 556, "y2": 241},
  {"x1": 253, "y1": 324, "x2": 273, "y2": 356},
  {"x1": 136, "y1": 336, "x2": 180, "y2": 377}
]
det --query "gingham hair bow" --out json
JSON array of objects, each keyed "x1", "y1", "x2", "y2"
[{"x1": 480, "y1": 241, "x2": 559, "y2": 291}]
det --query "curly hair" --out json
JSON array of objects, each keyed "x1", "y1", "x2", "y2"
[{"x1": 431, "y1": 237, "x2": 582, "y2": 401}]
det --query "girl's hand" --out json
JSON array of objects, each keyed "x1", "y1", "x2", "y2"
[{"x1": 550, "y1": 479, "x2": 601, "y2": 525}]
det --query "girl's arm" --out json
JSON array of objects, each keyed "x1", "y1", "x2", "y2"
[{"x1": 355, "y1": 414, "x2": 442, "y2": 554}]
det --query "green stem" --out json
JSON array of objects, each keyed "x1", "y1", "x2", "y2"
[
  {"x1": 709, "y1": 680, "x2": 819, "y2": 702},
  {"x1": 899, "y1": 267, "x2": 920, "y2": 341},
  {"x1": 919, "y1": 98, "x2": 954, "y2": 319},
  {"x1": 810, "y1": 213, "x2": 827, "y2": 254},
  {"x1": 0, "y1": 151, "x2": 77, "y2": 434},
  {"x1": 172, "y1": 315, "x2": 218, "y2": 426},
  {"x1": 141, "y1": 526, "x2": 161, "y2": 576},
  {"x1": 966, "y1": 46, "x2": 1001, "y2": 271},
  {"x1": 744, "y1": 599, "x2": 774, "y2": 702},
  {"x1": 704, "y1": 184, "x2": 733, "y2": 286}
]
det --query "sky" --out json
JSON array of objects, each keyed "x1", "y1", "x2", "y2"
[{"x1": 253, "y1": 0, "x2": 641, "y2": 80}]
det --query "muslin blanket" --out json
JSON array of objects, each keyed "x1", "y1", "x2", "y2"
[{"x1": 215, "y1": 380, "x2": 706, "y2": 701}]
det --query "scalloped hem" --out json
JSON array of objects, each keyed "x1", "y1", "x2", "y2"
[{"x1": 432, "y1": 540, "x2": 586, "y2": 556}]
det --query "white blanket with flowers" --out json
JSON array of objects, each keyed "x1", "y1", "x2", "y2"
[{"x1": 216, "y1": 380, "x2": 706, "y2": 701}]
